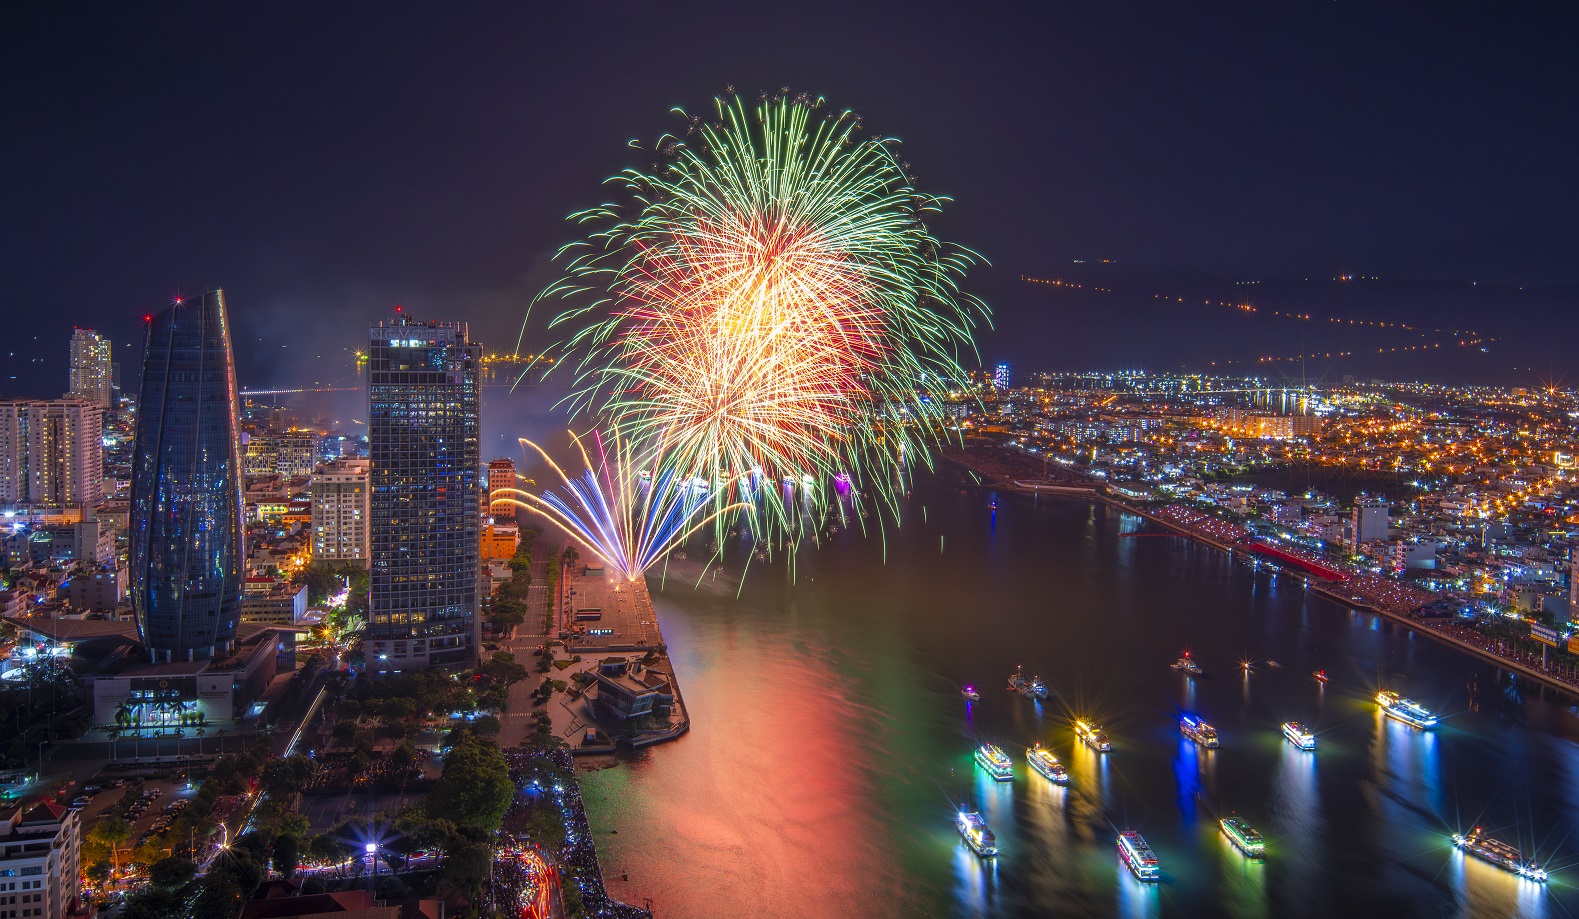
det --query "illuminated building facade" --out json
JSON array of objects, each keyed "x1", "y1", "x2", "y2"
[
  {"x1": 0, "y1": 399, "x2": 104, "y2": 510},
  {"x1": 68, "y1": 327, "x2": 113, "y2": 408},
  {"x1": 367, "y1": 316, "x2": 481, "y2": 671},
  {"x1": 487, "y1": 457, "x2": 516, "y2": 519},
  {"x1": 994, "y1": 362, "x2": 1010, "y2": 392},
  {"x1": 311, "y1": 458, "x2": 370, "y2": 566},
  {"x1": 129, "y1": 291, "x2": 245, "y2": 662}
]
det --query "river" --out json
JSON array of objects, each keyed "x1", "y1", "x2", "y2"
[{"x1": 579, "y1": 475, "x2": 1579, "y2": 918}]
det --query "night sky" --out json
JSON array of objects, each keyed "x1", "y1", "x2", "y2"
[{"x1": 5, "y1": 3, "x2": 1576, "y2": 395}]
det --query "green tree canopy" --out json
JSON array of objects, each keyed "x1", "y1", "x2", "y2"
[{"x1": 428, "y1": 737, "x2": 513, "y2": 833}]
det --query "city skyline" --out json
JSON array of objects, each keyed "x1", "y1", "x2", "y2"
[
  {"x1": 3, "y1": 4, "x2": 1578, "y2": 394},
  {"x1": 3, "y1": 6, "x2": 1578, "y2": 919}
]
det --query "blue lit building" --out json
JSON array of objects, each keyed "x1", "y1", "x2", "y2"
[
  {"x1": 128, "y1": 291, "x2": 245, "y2": 662},
  {"x1": 994, "y1": 362, "x2": 1010, "y2": 391},
  {"x1": 367, "y1": 316, "x2": 481, "y2": 671}
]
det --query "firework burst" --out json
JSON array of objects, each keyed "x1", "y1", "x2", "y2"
[
  {"x1": 533, "y1": 90, "x2": 989, "y2": 539},
  {"x1": 493, "y1": 431, "x2": 747, "y2": 581}
]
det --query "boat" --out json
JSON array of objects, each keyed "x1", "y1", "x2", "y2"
[
  {"x1": 1312, "y1": 669, "x2": 1328, "y2": 683},
  {"x1": 957, "y1": 811, "x2": 998, "y2": 857},
  {"x1": 1376, "y1": 690, "x2": 1437, "y2": 729},
  {"x1": 1220, "y1": 816, "x2": 1266, "y2": 858},
  {"x1": 974, "y1": 743, "x2": 1014, "y2": 781},
  {"x1": 1026, "y1": 743, "x2": 1069, "y2": 784},
  {"x1": 1170, "y1": 651, "x2": 1204, "y2": 676},
  {"x1": 1282, "y1": 721, "x2": 1316, "y2": 751},
  {"x1": 1008, "y1": 666, "x2": 1050, "y2": 700},
  {"x1": 1074, "y1": 718, "x2": 1111, "y2": 752},
  {"x1": 1179, "y1": 715, "x2": 1219, "y2": 749},
  {"x1": 1267, "y1": 660, "x2": 1282, "y2": 668},
  {"x1": 1117, "y1": 830, "x2": 1161, "y2": 881},
  {"x1": 961, "y1": 685, "x2": 980, "y2": 701},
  {"x1": 1453, "y1": 827, "x2": 1546, "y2": 882}
]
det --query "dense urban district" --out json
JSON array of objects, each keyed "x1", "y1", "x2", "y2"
[
  {"x1": 0, "y1": 295, "x2": 676, "y2": 919},
  {"x1": 4, "y1": 297, "x2": 1579, "y2": 919},
  {"x1": 947, "y1": 367, "x2": 1579, "y2": 692}
]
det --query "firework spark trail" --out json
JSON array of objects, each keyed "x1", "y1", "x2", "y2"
[
  {"x1": 493, "y1": 431, "x2": 748, "y2": 581},
  {"x1": 529, "y1": 90, "x2": 990, "y2": 543}
]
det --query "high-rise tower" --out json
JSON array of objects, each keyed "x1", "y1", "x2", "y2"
[
  {"x1": 69, "y1": 328, "x2": 113, "y2": 408},
  {"x1": 487, "y1": 458, "x2": 516, "y2": 519},
  {"x1": 129, "y1": 291, "x2": 245, "y2": 662},
  {"x1": 367, "y1": 315, "x2": 481, "y2": 671}
]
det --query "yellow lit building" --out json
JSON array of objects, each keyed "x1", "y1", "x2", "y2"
[{"x1": 481, "y1": 523, "x2": 519, "y2": 562}]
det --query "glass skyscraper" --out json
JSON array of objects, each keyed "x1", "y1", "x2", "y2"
[
  {"x1": 129, "y1": 291, "x2": 245, "y2": 662},
  {"x1": 367, "y1": 316, "x2": 481, "y2": 671}
]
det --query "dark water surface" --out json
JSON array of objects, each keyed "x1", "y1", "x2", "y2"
[{"x1": 581, "y1": 477, "x2": 1579, "y2": 918}]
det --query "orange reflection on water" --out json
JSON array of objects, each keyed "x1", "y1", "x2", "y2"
[{"x1": 582, "y1": 604, "x2": 905, "y2": 919}]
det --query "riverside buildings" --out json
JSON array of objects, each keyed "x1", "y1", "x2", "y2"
[{"x1": 366, "y1": 315, "x2": 481, "y2": 672}]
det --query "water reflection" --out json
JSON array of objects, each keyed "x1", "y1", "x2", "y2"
[
  {"x1": 1215, "y1": 829, "x2": 1268, "y2": 919},
  {"x1": 1271, "y1": 739, "x2": 1323, "y2": 910},
  {"x1": 1448, "y1": 847, "x2": 1549, "y2": 919},
  {"x1": 1115, "y1": 859, "x2": 1161, "y2": 919},
  {"x1": 953, "y1": 840, "x2": 1001, "y2": 918},
  {"x1": 584, "y1": 480, "x2": 1579, "y2": 918}
]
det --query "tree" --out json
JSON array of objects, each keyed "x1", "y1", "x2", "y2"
[
  {"x1": 271, "y1": 834, "x2": 301, "y2": 879},
  {"x1": 391, "y1": 741, "x2": 417, "y2": 771},
  {"x1": 261, "y1": 754, "x2": 314, "y2": 800},
  {"x1": 428, "y1": 738, "x2": 513, "y2": 833},
  {"x1": 440, "y1": 839, "x2": 492, "y2": 900},
  {"x1": 149, "y1": 856, "x2": 196, "y2": 890},
  {"x1": 309, "y1": 833, "x2": 351, "y2": 867},
  {"x1": 335, "y1": 699, "x2": 362, "y2": 721},
  {"x1": 124, "y1": 886, "x2": 189, "y2": 919},
  {"x1": 90, "y1": 815, "x2": 132, "y2": 873}
]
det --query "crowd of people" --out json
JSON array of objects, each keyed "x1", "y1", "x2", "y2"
[
  {"x1": 1344, "y1": 573, "x2": 1436, "y2": 615},
  {"x1": 1155, "y1": 504, "x2": 1253, "y2": 545},
  {"x1": 502, "y1": 746, "x2": 651, "y2": 919},
  {"x1": 1426, "y1": 619, "x2": 1579, "y2": 690}
]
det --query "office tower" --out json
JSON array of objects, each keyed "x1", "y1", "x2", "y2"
[
  {"x1": 367, "y1": 316, "x2": 481, "y2": 671},
  {"x1": 0, "y1": 399, "x2": 103, "y2": 509},
  {"x1": 994, "y1": 362, "x2": 1010, "y2": 391},
  {"x1": 129, "y1": 291, "x2": 245, "y2": 662},
  {"x1": 311, "y1": 457, "x2": 371, "y2": 567},
  {"x1": 68, "y1": 328, "x2": 113, "y2": 408},
  {"x1": 487, "y1": 458, "x2": 516, "y2": 519}
]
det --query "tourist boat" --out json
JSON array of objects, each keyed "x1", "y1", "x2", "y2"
[
  {"x1": 961, "y1": 685, "x2": 980, "y2": 701},
  {"x1": 1117, "y1": 830, "x2": 1161, "y2": 881},
  {"x1": 1312, "y1": 669, "x2": 1328, "y2": 683},
  {"x1": 1026, "y1": 743, "x2": 1069, "y2": 784},
  {"x1": 957, "y1": 811, "x2": 998, "y2": 858},
  {"x1": 1074, "y1": 718, "x2": 1111, "y2": 752},
  {"x1": 1376, "y1": 690, "x2": 1438, "y2": 729},
  {"x1": 1008, "y1": 667, "x2": 1050, "y2": 700},
  {"x1": 1170, "y1": 651, "x2": 1203, "y2": 676},
  {"x1": 975, "y1": 743, "x2": 1014, "y2": 781},
  {"x1": 1220, "y1": 816, "x2": 1266, "y2": 858},
  {"x1": 1282, "y1": 721, "x2": 1316, "y2": 751},
  {"x1": 1179, "y1": 715, "x2": 1219, "y2": 749},
  {"x1": 1453, "y1": 827, "x2": 1546, "y2": 882}
]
